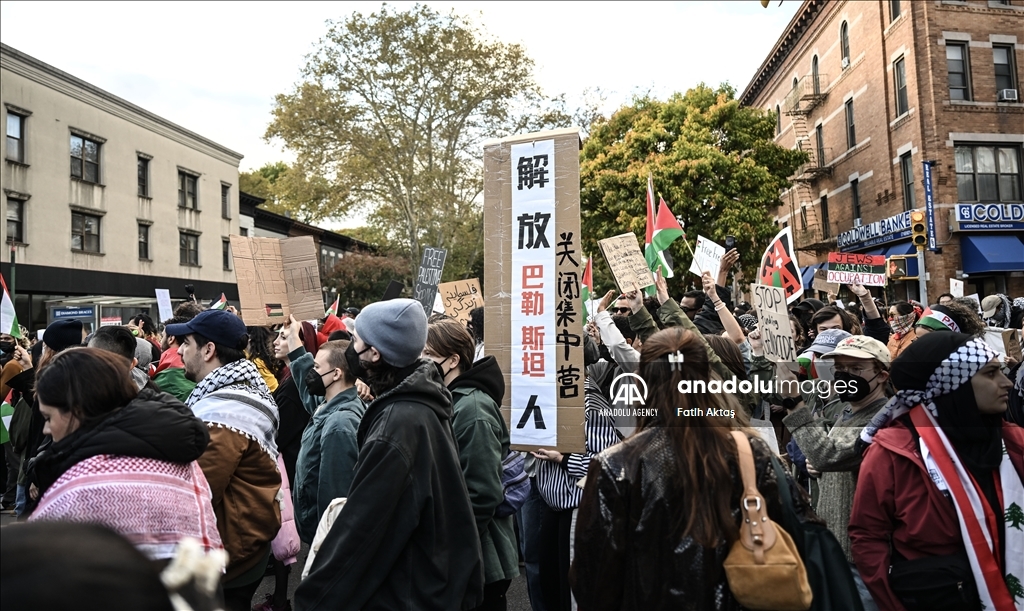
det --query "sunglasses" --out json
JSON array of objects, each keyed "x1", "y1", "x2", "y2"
[{"x1": 612, "y1": 307, "x2": 632, "y2": 314}]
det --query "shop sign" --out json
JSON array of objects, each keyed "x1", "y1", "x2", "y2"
[
  {"x1": 837, "y1": 211, "x2": 911, "y2": 252},
  {"x1": 952, "y1": 203, "x2": 1024, "y2": 232}
]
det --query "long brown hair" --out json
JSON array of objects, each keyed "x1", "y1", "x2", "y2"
[
  {"x1": 35, "y1": 348, "x2": 138, "y2": 429},
  {"x1": 637, "y1": 327, "x2": 741, "y2": 547}
]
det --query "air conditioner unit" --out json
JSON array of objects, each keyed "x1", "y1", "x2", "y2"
[
  {"x1": 842, "y1": 56, "x2": 850, "y2": 69},
  {"x1": 853, "y1": 217, "x2": 863, "y2": 227},
  {"x1": 998, "y1": 89, "x2": 1019, "y2": 102}
]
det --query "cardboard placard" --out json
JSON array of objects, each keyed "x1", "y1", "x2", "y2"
[
  {"x1": 1003, "y1": 329, "x2": 1022, "y2": 362},
  {"x1": 155, "y1": 289, "x2": 173, "y2": 323},
  {"x1": 811, "y1": 268, "x2": 840, "y2": 294},
  {"x1": 688, "y1": 235, "x2": 725, "y2": 280},
  {"x1": 949, "y1": 278, "x2": 964, "y2": 298},
  {"x1": 413, "y1": 247, "x2": 447, "y2": 316},
  {"x1": 826, "y1": 252, "x2": 887, "y2": 286},
  {"x1": 751, "y1": 283, "x2": 797, "y2": 363},
  {"x1": 483, "y1": 128, "x2": 585, "y2": 453},
  {"x1": 229, "y1": 235, "x2": 324, "y2": 326},
  {"x1": 437, "y1": 278, "x2": 484, "y2": 324},
  {"x1": 597, "y1": 233, "x2": 655, "y2": 293}
]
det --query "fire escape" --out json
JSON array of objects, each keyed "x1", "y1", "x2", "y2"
[{"x1": 784, "y1": 73, "x2": 834, "y2": 253}]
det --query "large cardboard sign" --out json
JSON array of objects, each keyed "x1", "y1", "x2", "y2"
[
  {"x1": 751, "y1": 283, "x2": 797, "y2": 363},
  {"x1": 598, "y1": 233, "x2": 655, "y2": 293},
  {"x1": 437, "y1": 278, "x2": 484, "y2": 325},
  {"x1": 688, "y1": 235, "x2": 725, "y2": 279},
  {"x1": 826, "y1": 252, "x2": 886, "y2": 286},
  {"x1": 811, "y1": 268, "x2": 840, "y2": 294},
  {"x1": 229, "y1": 235, "x2": 324, "y2": 326},
  {"x1": 483, "y1": 128, "x2": 585, "y2": 453},
  {"x1": 414, "y1": 247, "x2": 447, "y2": 316},
  {"x1": 758, "y1": 227, "x2": 803, "y2": 304}
]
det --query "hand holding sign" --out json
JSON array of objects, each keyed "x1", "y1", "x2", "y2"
[{"x1": 688, "y1": 236, "x2": 725, "y2": 280}]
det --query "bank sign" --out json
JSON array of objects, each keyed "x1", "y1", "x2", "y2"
[
  {"x1": 837, "y1": 211, "x2": 911, "y2": 252},
  {"x1": 953, "y1": 203, "x2": 1024, "y2": 231}
]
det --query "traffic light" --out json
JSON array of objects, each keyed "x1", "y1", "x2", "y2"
[{"x1": 910, "y1": 210, "x2": 927, "y2": 249}]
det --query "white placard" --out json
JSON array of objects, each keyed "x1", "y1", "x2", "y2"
[
  {"x1": 751, "y1": 283, "x2": 797, "y2": 363},
  {"x1": 949, "y1": 278, "x2": 964, "y2": 298},
  {"x1": 156, "y1": 289, "x2": 173, "y2": 323},
  {"x1": 688, "y1": 235, "x2": 725, "y2": 280},
  {"x1": 510, "y1": 139, "x2": 557, "y2": 447}
]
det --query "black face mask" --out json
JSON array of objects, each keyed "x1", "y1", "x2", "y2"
[
  {"x1": 0, "y1": 341, "x2": 15, "y2": 354},
  {"x1": 303, "y1": 368, "x2": 336, "y2": 397},
  {"x1": 834, "y1": 370, "x2": 880, "y2": 403},
  {"x1": 345, "y1": 343, "x2": 372, "y2": 380}
]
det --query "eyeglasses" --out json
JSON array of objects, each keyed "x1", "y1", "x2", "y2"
[
  {"x1": 612, "y1": 307, "x2": 632, "y2": 314},
  {"x1": 833, "y1": 364, "x2": 876, "y2": 376},
  {"x1": 681, "y1": 306, "x2": 699, "y2": 313}
]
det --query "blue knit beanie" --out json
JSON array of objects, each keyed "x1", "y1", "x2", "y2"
[{"x1": 356, "y1": 298, "x2": 427, "y2": 367}]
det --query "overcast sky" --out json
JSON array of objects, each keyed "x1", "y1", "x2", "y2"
[{"x1": 1, "y1": 0, "x2": 800, "y2": 226}]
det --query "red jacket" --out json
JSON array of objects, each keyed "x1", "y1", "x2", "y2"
[{"x1": 849, "y1": 420, "x2": 1024, "y2": 611}]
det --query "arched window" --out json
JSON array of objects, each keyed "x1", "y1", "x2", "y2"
[
  {"x1": 812, "y1": 55, "x2": 820, "y2": 93},
  {"x1": 776, "y1": 105, "x2": 782, "y2": 135},
  {"x1": 840, "y1": 22, "x2": 851, "y2": 67},
  {"x1": 792, "y1": 76, "x2": 799, "y2": 90}
]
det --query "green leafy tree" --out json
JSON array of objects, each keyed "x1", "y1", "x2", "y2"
[
  {"x1": 266, "y1": 4, "x2": 565, "y2": 281},
  {"x1": 238, "y1": 161, "x2": 346, "y2": 224},
  {"x1": 579, "y1": 84, "x2": 807, "y2": 296},
  {"x1": 323, "y1": 251, "x2": 412, "y2": 307}
]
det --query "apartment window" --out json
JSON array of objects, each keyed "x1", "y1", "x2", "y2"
[
  {"x1": 900, "y1": 153, "x2": 916, "y2": 211},
  {"x1": 840, "y1": 22, "x2": 850, "y2": 67},
  {"x1": 890, "y1": 0, "x2": 902, "y2": 20},
  {"x1": 71, "y1": 212, "x2": 101, "y2": 252},
  {"x1": 70, "y1": 134, "x2": 100, "y2": 183},
  {"x1": 815, "y1": 124, "x2": 825, "y2": 167},
  {"x1": 851, "y1": 179, "x2": 862, "y2": 222},
  {"x1": 6, "y1": 113, "x2": 24, "y2": 163},
  {"x1": 845, "y1": 100, "x2": 856, "y2": 149},
  {"x1": 180, "y1": 232, "x2": 199, "y2": 266},
  {"x1": 138, "y1": 157, "x2": 149, "y2": 197},
  {"x1": 178, "y1": 171, "x2": 198, "y2": 209},
  {"x1": 820, "y1": 195, "x2": 831, "y2": 239},
  {"x1": 138, "y1": 223, "x2": 150, "y2": 259},
  {"x1": 6, "y1": 198, "x2": 24, "y2": 243},
  {"x1": 775, "y1": 105, "x2": 781, "y2": 135},
  {"x1": 221, "y1": 184, "x2": 231, "y2": 219},
  {"x1": 222, "y1": 239, "x2": 231, "y2": 270},
  {"x1": 812, "y1": 56, "x2": 820, "y2": 94},
  {"x1": 240, "y1": 227, "x2": 249, "y2": 237},
  {"x1": 894, "y1": 57, "x2": 909, "y2": 115},
  {"x1": 946, "y1": 43, "x2": 971, "y2": 101},
  {"x1": 956, "y1": 145, "x2": 1021, "y2": 202},
  {"x1": 994, "y1": 45, "x2": 1017, "y2": 94}
]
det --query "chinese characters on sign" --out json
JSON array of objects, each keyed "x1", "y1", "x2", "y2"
[{"x1": 511, "y1": 140, "x2": 557, "y2": 447}]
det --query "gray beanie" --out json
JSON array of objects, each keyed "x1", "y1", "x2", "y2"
[{"x1": 356, "y1": 298, "x2": 427, "y2": 367}]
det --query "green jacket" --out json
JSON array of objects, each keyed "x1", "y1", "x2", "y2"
[
  {"x1": 288, "y1": 347, "x2": 366, "y2": 544},
  {"x1": 449, "y1": 357, "x2": 519, "y2": 585},
  {"x1": 152, "y1": 367, "x2": 196, "y2": 404}
]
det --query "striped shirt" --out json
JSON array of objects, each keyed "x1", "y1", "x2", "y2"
[{"x1": 535, "y1": 377, "x2": 621, "y2": 511}]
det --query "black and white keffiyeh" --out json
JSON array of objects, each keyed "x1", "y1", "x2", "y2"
[
  {"x1": 187, "y1": 359, "x2": 279, "y2": 458},
  {"x1": 860, "y1": 338, "x2": 996, "y2": 445}
]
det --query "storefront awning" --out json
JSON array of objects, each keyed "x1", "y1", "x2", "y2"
[
  {"x1": 800, "y1": 263, "x2": 825, "y2": 290},
  {"x1": 961, "y1": 235, "x2": 1024, "y2": 274}
]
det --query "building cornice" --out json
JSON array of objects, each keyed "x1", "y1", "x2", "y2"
[
  {"x1": 740, "y1": 0, "x2": 827, "y2": 106},
  {"x1": 0, "y1": 43, "x2": 244, "y2": 167}
]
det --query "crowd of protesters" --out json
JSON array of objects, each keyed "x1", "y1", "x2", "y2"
[{"x1": 1, "y1": 258, "x2": 1022, "y2": 611}]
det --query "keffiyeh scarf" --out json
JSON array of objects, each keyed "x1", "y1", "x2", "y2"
[
  {"x1": 987, "y1": 293, "x2": 1013, "y2": 328},
  {"x1": 187, "y1": 359, "x2": 278, "y2": 458},
  {"x1": 889, "y1": 312, "x2": 917, "y2": 338}
]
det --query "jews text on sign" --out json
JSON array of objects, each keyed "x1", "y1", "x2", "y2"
[
  {"x1": 826, "y1": 252, "x2": 886, "y2": 287},
  {"x1": 414, "y1": 247, "x2": 447, "y2": 316},
  {"x1": 230, "y1": 235, "x2": 324, "y2": 326},
  {"x1": 751, "y1": 283, "x2": 797, "y2": 363}
]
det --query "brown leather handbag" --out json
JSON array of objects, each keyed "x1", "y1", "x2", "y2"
[{"x1": 723, "y1": 431, "x2": 813, "y2": 611}]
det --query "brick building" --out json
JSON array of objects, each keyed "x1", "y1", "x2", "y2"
[{"x1": 741, "y1": 0, "x2": 1023, "y2": 303}]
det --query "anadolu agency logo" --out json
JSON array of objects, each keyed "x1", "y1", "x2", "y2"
[{"x1": 606, "y1": 372, "x2": 660, "y2": 418}]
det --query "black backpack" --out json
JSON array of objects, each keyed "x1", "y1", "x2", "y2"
[{"x1": 770, "y1": 455, "x2": 865, "y2": 611}]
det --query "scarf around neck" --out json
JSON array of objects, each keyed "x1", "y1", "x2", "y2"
[{"x1": 187, "y1": 359, "x2": 279, "y2": 459}]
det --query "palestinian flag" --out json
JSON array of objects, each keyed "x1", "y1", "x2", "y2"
[
  {"x1": 581, "y1": 257, "x2": 594, "y2": 320},
  {"x1": 917, "y1": 306, "x2": 961, "y2": 333},
  {"x1": 650, "y1": 197, "x2": 685, "y2": 278},
  {"x1": 757, "y1": 227, "x2": 804, "y2": 304},
  {"x1": 210, "y1": 293, "x2": 228, "y2": 310},
  {"x1": 326, "y1": 295, "x2": 340, "y2": 317},
  {"x1": 0, "y1": 274, "x2": 20, "y2": 338},
  {"x1": 1, "y1": 400, "x2": 13, "y2": 445},
  {"x1": 265, "y1": 303, "x2": 284, "y2": 318}
]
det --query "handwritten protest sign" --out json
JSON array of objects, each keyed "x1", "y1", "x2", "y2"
[
  {"x1": 414, "y1": 247, "x2": 447, "y2": 316},
  {"x1": 812, "y1": 268, "x2": 840, "y2": 294},
  {"x1": 826, "y1": 252, "x2": 886, "y2": 286},
  {"x1": 950, "y1": 278, "x2": 964, "y2": 298},
  {"x1": 437, "y1": 278, "x2": 484, "y2": 324},
  {"x1": 751, "y1": 283, "x2": 797, "y2": 363},
  {"x1": 155, "y1": 289, "x2": 172, "y2": 323},
  {"x1": 688, "y1": 235, "x2": 725, "y2": 279},
  {"x1": 230, "y1": 235, "x2": 324, "y2": 326},
  {"x1": 598, "y1": 233, "x2": 655, "y2": 293}
]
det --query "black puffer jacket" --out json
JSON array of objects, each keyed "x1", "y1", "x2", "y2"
[
  {"x1": 295, "y1": 359, "x2": 484, "y2": 611},
  {"x1": 571, "y1": 429, "x2": 821, "y2": 611},
  {"x1": 25, "y1": 389, "x2": 209, "y2": 514}
]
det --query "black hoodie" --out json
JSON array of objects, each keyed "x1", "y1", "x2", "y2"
[
  {"x1": 296, "y1": 359, "x2": 485, "y2": 611},
  {"x1": 449, "y1": 355, "x2": 504, "y2": 406},
  {"x1": 26, "y1": 389, "x2": 209, "y2": 514}
]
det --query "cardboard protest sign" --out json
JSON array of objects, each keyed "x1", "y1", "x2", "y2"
[
  {"x1": 438, "y1": 278, "x2": 484, "y2": 324},
  {"x1": 483, "y1": 128, "x2": 585, "y2": 453},
  {"x1": 758, "y1": 227, "x2": 803, "y2": 304},
  {"x1": 812, "y1": 268, "x2": 840, "y2": 294},
  {"x1": 230, "y1": 235, "x2": 324, "y2": 326},
  {"x1": 950, "y1": 278, "x2": 964, "y2": 298},
  {"x1": 688, "y1": 235, "x2": 725, "y2": 280},
  {"x1": 413, "y1": 247, "x2": 447, "y2": 316},
  {"x1": 598, "y1": 233, "x2": 655, "y2": 293},
  {"x1": 1003, "y1": 329, "x2": 1022, "y2": 362},
  {"x1": 826, "y1": 252, "x2": 886, "y2": 286},
  {"x1": 751, "y1": 283, "x2": 797, "y2": 363},
  {"x1": 155, "y1": 289, "x2": 172, "y2": 323}
]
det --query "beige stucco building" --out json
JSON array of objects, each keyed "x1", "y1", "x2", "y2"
[{"x1": 2, "y1": 42, "x2": 244, "y2": 331}]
